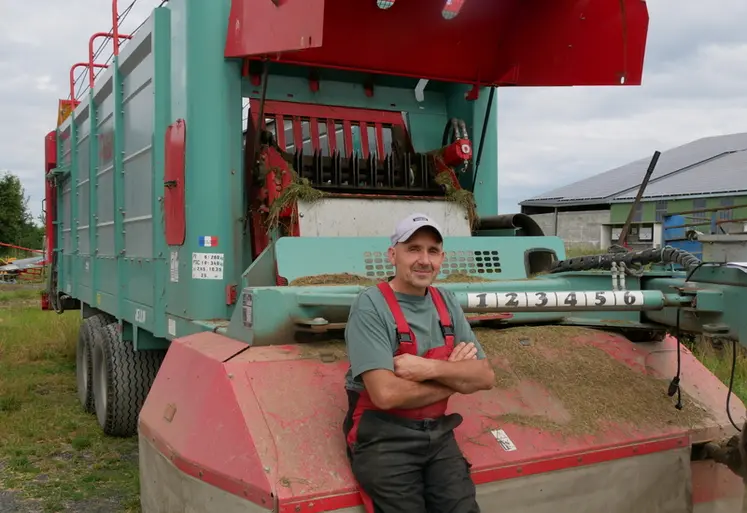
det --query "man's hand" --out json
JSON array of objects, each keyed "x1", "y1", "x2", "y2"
[
  {"x1": 449, "y1": 342, "x2": 478, "y2": 362},
  {"x1": 393, "y1": 353, "x2": 435, "y2": 382},
  {"x1": 394, "y1": 342, "x2": 479, "y2": 382}
]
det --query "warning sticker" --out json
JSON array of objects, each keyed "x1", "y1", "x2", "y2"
[
  {"x1": 168, "y1": 318, "x2": 176, "y2": 337},
  {"x1": 242, "y1": 292, "x2": 253, "y2": 328},
  {"x1": 170, "y1": 251, "x2": 179, "y2": 282},
  {"x1": 192, "y1": 252, "x2": 224, "y2": 280},
  {"x1": 491, "y1": 429, "x2": 517, "y2": 452}
]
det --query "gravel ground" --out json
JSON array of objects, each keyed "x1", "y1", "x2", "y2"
[
  {"x1": 0, "y1": 490, "x2": 41, "y2": 513},
  {"x1": 0, "y1": 488, "x2": 129, "y2": 513}
]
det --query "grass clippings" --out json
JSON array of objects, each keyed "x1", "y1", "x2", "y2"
[
  {"x1": 288, "y1": 272, "x2": 492, "y2": 287},
  {"x1": 437, "y1": 273, "x2": 490, "y2": 283},
  {"x1": 475, "y1": 325, "x2": 712, "y2": 437},
  {"x1": 297, "y1": 339, "x2": 349, "y2": 363},
  {"x1": 266, "y1": 176, "x2": 326, "y2": 231},
  {"x1": 289, "y1": 273, "x2": 380, "y2": 287},
  {"x1": 0, "y1": 285, "x2": 140, "y2": 512},
  {"x1": 434, "y1": 170, "x2": 478, "y2": 230}
]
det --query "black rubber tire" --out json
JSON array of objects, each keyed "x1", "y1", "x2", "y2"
[
  {"x1": 76, "y1": 314, "x2": 110, "y2": 414},
  {"x1": 91, "y1": 322, "x2": 165, "y2": 437}
]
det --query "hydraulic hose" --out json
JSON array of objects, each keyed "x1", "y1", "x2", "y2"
[{"x1": 550, "y1": 246, "x2": 702, "y2": 274}]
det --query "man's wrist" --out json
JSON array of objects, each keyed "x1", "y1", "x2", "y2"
[{"x1": 426, "y1": 359, "x2": 448, "y2": 380}]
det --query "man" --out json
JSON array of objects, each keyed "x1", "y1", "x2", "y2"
[{"x1": 342, "y1": 213, "x2": 495, "y2": 513}]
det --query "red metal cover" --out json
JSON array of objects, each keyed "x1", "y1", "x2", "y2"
[
  {"x1": 140, "y1": 331, "x2": 745, "y2": 513},
  {"x1": 44, "y1": 131, "x2": 57, "y2": 266},
  {"x1": 225, "y1": 0, "x2": 649, "y2": 87},
  {"x1": 164, "y1": 120, "x2": 186, "y2": 246}
]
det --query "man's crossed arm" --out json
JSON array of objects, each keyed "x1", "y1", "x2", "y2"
[
  {"x1": 361, "y1": 342, "x2": 495, "y2": 411},
  {"x1": 393, "y1": 342, "x2": 495, "y2": 395}
]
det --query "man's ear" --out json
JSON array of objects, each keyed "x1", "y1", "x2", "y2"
[{"x1": 387, "y1": 246, "x2": 396, "y2": 266}]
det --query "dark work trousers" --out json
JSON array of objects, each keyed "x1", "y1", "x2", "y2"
[{"x1": 344, "y1": 401, "x2": 481, "y2": 513}]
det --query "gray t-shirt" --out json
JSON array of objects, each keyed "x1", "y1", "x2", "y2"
[{"x1": 344, "y1": 285, "x2": 487, "y2": 392}]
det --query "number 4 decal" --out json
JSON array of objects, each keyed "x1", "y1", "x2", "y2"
[{"x1": 564, "y1": 292, "x2": 578, "y2": 307}]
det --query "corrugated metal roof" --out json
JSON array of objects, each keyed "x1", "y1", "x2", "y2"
[
  {"x1": 611, "y1": 149, "x2": 747, "y2": 201},
  {"x1": 521, "y1": 132, "x2": 747, "y2": 206}
]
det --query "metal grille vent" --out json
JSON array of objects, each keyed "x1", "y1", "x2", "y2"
[{"x1": 363, "y1": 250, "x2": 501, "y2": 278}]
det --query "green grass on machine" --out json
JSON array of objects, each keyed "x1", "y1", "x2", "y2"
[{"x1": 0, "y1": 285, "x2": 140, "y2": 513}]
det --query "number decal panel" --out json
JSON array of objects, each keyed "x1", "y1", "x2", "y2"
[{"x1": 466, "y1": 291, "x2": 647, "y2": 309}]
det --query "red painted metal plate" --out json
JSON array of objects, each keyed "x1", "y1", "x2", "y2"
[
  {"x1": 164, "y1": 120, "x2": 186, "y2": 246},
  {"x1": 44, "y1": 131, "x2": 57, "y2": 266},
  {"x1": 225, "y1": 0, "x2": 325, "y2": 56},
  {"x1": 225, "y1": 0, "x2": 649, "y2": 87},
  {"x1": 141, "y1": 331, "x2": 745, "y2": 513}
]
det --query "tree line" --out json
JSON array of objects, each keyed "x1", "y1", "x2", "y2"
[{"x1": 0, "y1": 170, "x2": 44, "y2": 257}]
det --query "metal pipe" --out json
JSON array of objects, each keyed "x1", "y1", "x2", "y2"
[
  {"x1": 88, "y1": 31, "x2": 132, "y2": 88},
  {"x1": 69, "y1": 62, "x2": 107, "y2": 102}
]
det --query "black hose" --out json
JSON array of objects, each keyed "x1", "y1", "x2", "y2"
[{"x1": 549, "y1": 246, "x2": 702, "y2": 274}]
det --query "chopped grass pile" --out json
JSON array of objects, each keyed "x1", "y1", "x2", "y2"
[
  {"x1": 437, "y1": 273, "x2": 490, "y2": 283},
  {"x1": 298, "y1": 340, "x2": 349, "y2": 362},
  {"x1": 289, "y1": 273, "x2": 381, "y2": 287},
  {"x1": 288, "y1": 272, "x2": 492, "y2": 287},
  {"x1": 293, "y1": 324, "x2": 711, "y2": 438},
  {"x1": 476, "y1": 325, "x2": 711, "y2": 436}
]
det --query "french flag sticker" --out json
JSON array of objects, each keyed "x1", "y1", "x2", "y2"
[{"x1": 198, "y1": 236, "x2": 219, "y2": 247}]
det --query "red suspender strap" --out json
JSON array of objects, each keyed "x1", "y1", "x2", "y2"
[
  {"x1": 428, "y1": 287, "x2": 456, "y2": 349},
  {"x1": 376, "y1": 282, "x2": 417, "y2": 352}
]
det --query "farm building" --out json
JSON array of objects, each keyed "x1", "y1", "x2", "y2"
[{"x1": 519, "y1": 132, "x2": 747, "y2": 250}]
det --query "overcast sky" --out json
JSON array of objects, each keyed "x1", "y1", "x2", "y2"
[{"x1": 2, "y1": 0, "x2": 746, "y2": 230}]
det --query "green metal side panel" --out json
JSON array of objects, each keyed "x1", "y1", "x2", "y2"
[
  {"x1": 53, "y1": 14, "x2": 165, "y2": 336},
  {"x1": 86, "y1": 89, "x2": 98, "y2": 309},
  {"x1": 93, "y1": 72, "x2": 117, "y2": 313},
  {"x1": 57, "y1": 121, "x2": 72, "y2": 296},
  {"x1": 165, "y1": 0, "x2": 245, "y2": 326},
  {"x1": 151, "y1": 8, "x2": 171, "y2": 339}
]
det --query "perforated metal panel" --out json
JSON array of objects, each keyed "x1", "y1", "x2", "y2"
[
  {"x1": 363, "y1": 249, "x2": 501, "y2": 279},
  {"x1": 274, "y1": 236, "x2": 564, "y2": 283}
]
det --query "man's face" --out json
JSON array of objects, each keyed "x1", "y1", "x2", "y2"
[{"x1": 387, "y1": 227, "x2": 445, "y2": 289}]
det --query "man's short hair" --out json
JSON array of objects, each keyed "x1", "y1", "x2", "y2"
[{"x1": 390, "y1": 213, "x2": 444, "y2": 247}]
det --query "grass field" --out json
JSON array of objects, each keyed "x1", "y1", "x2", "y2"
[
  {"x1": 0, "y1": 284, "x2": 140, "y2": 513},
  {"x1": 0, "y1": 273, "x2": 746, "y2": 512}
]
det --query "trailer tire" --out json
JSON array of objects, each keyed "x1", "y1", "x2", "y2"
[
  {"x1": 92, "y1": 322, "x2": 164, "y2": 437},
  {"x1": 76, "y1": 314, "x2": 110, "y2": 414}
]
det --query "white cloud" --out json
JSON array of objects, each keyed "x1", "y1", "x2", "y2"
[
  {"x1": 1, "y1": 0, "x2": 745, "y2": 235},
  {"x1": 0, "y1": 0, "x2": 158, "y2": 228}
]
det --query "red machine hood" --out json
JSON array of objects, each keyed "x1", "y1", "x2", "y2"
[{"x1": 224, "y1": 0, "x2": 649, "y2": 87}]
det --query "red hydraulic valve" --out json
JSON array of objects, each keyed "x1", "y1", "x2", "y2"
[{"x1": 441, "y1": 139, "x2": 472, "y2": 167}]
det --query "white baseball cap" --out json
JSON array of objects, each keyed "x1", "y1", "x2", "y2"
[{"x1": 390, "y1": 213, "x2": 444, "y2": 247}]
